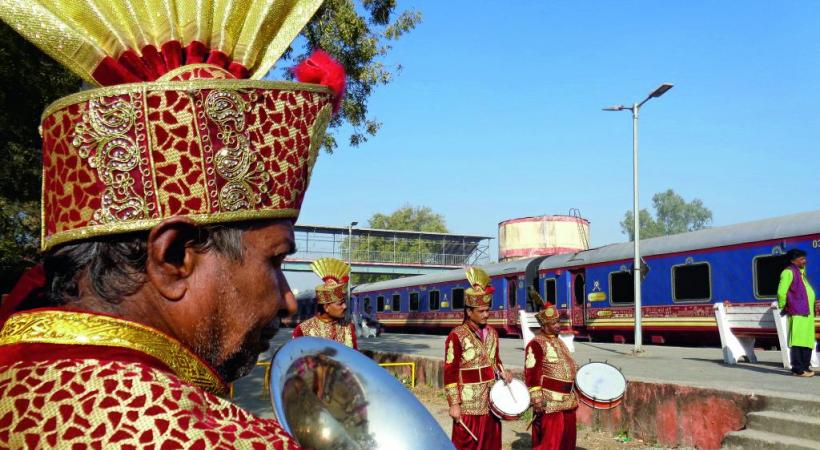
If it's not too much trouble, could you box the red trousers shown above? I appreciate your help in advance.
[452,413,501,450]
[532,409,577,450]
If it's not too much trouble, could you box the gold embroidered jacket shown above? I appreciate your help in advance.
[443,321,504,416]
[524,333,578,414]
[0,309,299,449]
[291,316,358,349]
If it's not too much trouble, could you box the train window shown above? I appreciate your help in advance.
[507,277,517,306]
[376,296,385,312]
[754,255,791,298]
[545,279,557,305]
[392,294,401,312]
[409,293,420,311]
[429,290,440,311]
[673,263,712,302]
[364,298,372,313]
[609,271,634,304]
[452,288,465,309]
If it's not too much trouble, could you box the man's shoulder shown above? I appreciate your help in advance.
[0,358,300,449]
[448,323,469,339]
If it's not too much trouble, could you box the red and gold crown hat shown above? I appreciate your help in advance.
[0,0,344,251]
[311,258,350,304]
[528,288,559,327]
[464,267,494,308]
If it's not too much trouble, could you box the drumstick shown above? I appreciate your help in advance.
[458,419,479,442]
[496,369,517,402]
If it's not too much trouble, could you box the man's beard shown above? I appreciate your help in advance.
[193,318,280,383]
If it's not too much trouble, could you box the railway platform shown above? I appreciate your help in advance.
[232,331,820,449]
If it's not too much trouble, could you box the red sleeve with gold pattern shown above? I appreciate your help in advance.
[443,331,462,407]
[493,328,505,373]
[524,339,545,411]
[292,324,303,339]
[349,323,358,350]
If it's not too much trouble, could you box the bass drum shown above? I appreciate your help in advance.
[489,378,530,420]
[574,361,627,409]
[270,337,454,450]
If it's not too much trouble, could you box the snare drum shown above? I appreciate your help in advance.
[574,362,627,410]
[489,378,530,420]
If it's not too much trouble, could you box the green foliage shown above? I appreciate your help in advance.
[289,0,422,151]
[346,205,448,285]
[0,23,82,292]
[620,189,713,241]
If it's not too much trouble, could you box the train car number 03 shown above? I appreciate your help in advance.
[813,240,820,248]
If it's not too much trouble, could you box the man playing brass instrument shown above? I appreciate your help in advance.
[0,0,345,447]
[444,267,512,450]
[292,257,358,349]
[524,299,578,450]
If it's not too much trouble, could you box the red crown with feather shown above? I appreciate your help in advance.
[0,0,345,251]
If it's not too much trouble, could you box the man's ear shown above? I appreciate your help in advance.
[145,217,201,301]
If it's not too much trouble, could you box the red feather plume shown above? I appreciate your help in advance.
[293,50,346,113]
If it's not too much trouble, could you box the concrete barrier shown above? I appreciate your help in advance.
[363,350,768,450]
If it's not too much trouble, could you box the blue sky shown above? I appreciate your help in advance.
[288,1,819,289]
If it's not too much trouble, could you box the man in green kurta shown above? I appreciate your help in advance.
[777,249,817,377]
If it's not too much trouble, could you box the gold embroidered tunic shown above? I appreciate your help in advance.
[291,316,357,349]
[0,309,300,449]
[524,333,578,414]
[443,321,504,416]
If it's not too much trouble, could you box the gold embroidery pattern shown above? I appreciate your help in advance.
[0,359,297,449]
[295,317,355,349]
[525,347,536,368]
[0,310,225,395]
[450,324,500,416]
[71,95,148,225]
[205,90,269,211]
[446,341,455,364]
[40,80,333,251]
[532,334,578,414]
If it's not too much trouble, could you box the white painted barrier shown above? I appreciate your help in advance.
[770,302,819,370]
[713,303,774,364]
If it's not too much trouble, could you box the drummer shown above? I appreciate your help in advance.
[444,267,512,450]
[524,295,578,450]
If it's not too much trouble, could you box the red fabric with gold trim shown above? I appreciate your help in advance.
[0,340,300,449]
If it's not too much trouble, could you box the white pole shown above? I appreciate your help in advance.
[632,103,643,353]
[348,225,354,314]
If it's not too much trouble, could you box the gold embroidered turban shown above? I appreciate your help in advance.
[311,258,350,304]
[0,0,342,250]
[464,267,494,308]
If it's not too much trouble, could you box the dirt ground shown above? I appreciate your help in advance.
[411,386,672,450]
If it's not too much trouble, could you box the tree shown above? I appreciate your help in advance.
[0,22,82,292]
[620,189,713,241]
[287,0,422,151]
[346,205,449,284]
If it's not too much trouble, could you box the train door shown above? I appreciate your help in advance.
[505,276,520,331]
[571,270,586,327]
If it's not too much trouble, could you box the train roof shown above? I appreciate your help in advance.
[538,209,820,270]
[353,256,543,294]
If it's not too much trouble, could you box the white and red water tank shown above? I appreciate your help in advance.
[498,215,590,262]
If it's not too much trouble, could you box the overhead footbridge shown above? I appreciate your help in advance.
[284,225,493,275]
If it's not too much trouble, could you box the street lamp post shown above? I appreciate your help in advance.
[603,83,673,353]
[348,221,358,320]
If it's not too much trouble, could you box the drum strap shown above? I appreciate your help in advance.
[459,365,495,384]
[540,376,574,394]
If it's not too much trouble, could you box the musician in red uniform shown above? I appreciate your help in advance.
[524,299,578,450]
[292,258,358,349]
[0,1,345,447]
[444,267,512,450]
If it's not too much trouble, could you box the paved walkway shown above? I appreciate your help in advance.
[231,330,820,419]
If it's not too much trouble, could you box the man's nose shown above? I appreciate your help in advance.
[277,272,298,317]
